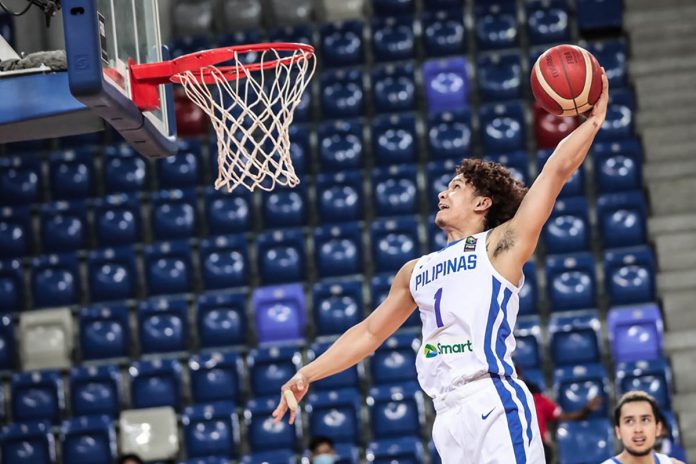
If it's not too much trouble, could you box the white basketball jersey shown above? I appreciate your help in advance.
[601,452,672,464]
[410,230,524,399]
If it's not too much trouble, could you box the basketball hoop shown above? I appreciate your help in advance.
[129,43,316,192]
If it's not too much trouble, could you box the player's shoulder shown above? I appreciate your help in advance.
[655,452,677,463]
[599,458,618,464]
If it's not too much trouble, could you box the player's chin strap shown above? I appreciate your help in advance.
[0,0,61,27]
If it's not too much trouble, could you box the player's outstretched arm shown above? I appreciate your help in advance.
[272,259,418,424]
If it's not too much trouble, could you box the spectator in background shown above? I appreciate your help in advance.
[309,435,337,464]
[118,454,145,464]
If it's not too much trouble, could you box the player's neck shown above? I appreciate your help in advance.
[445,224,485,243]
[615,450,656,464]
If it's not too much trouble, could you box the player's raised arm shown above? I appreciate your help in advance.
[272,259,419,424]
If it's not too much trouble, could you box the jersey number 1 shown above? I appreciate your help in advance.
[434,287,444,327]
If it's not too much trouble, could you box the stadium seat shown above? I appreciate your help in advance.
[0,259,24,313]
[138,297,189,354]
[476,51,523,102]
[30,253,81,308]
[252,284,306,344]
[545,252,597,311]
[320,20,364,67]
[372,165,419,217]
[371,217,421,273]
[182,457,231,464]
[220,0,262,31]
[519,261,539,316]
[87,247,138,302]
[314,224,363,278]
[371,15,415,62]
[48,149,96,200]
[548,310,602,366]
[371,113,418,165]
[248,344,302,398]
[479,101,526,154]
[513,316,542,369]
[427,110,472,160]
[542,197,591,254]
[426,214,447,252]
[151,189,198,240]
[189,351,243,405]
[584,39,628,88]
[553,364,609,419]
[102,144,149,193]
[0,315,16,370]
[522,368,547,392]
[92,193,143,246]
[143,241,194,296]
[244,397,300,452]
[616,358,672,411]
[257,229,307,284]
[607,304,663,363]
[474,1,519,50]
[557,419,614,464]
[596,92,635,143]
[525,0,571,45]
[0,422,56,464]
[316,172,364,224]
[79,303,130,360]
[156,141,201,189]
[368,383,424,439]
[604,246,656,305]
[371,333,419,385]
[11,370,64,424]
[204,187,253,235]
[241,450,297,464]
[317,120,365,172]
[371,272,394,307]
[61,415,116,464]
[40,201,87,253]
[182,402,240,458]
[373,0,414,15]
[320,68,365,119]
[576,0,623,33]
[172,0,214,36]
[307,339,363,391]
[18,308,73,370]
[597,191,648,249]
[367,436,425,463]
[269,23,314,46]
[307,387,362,445]
[422,57,469,113]
[174,87,208,138]
[313,278,364,336]
[422,7,466,57]
[69,364,122,418]
[129,359,183,410]
[0,156,42,205]
[196,291,247,349]
[119,407,179,461]
[592,139,643,193]
[534,103,581,150]
[426,159,458,211]
[262,185,309,228]
[485,151,530,185]
[0,206,32,258]
[169,35,212,60]
[268,0,313,25]
[371,63,417,114]
[200,235,249,290]
[429,440,442,464]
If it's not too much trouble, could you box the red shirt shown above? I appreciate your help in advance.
[533,392,561,443]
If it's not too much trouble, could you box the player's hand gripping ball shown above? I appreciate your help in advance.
[531,44,603,117]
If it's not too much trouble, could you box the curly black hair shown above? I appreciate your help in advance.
[455,158,528,230]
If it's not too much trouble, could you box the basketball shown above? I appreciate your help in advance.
[530,44,603,117]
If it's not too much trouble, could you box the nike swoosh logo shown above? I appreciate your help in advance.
[481,407,495,420]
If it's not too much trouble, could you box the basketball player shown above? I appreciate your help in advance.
[602,391,685,464]
[273,72,609,463]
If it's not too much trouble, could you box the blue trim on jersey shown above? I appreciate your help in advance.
[484,277,502,373]
[492,375,527,464]
[611,458,621,464]
[439,238,464,252]
[507,377,534,446]
[495,287,514,376]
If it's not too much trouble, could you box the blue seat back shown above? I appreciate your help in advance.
[553,364,609,419]
[143,241,194,296]
[371,333,419,385]
[427,111,472,160]
[0,422,56,464]
[79,303,130,360]
[317,120,364,172]
[307,388,362,444]
[557,419,613,464]
[61,416,116,464]
[150,189,198,240]
[189,352,243,404]
[597,191,647,249]
[371,217,421,273]
[513,316,541,368]
[525,0,571,45]
[247,345,302,398]
[92,193,143,246]
[11,370,64,424]
[69,365,121,418]
[87,247,138,302]
[477,51,522,102]
[200,235,249,290]
[245,398,299,452]
[204,187,252,234]
[474,1,519,50]
[102,144,149,193]
[371,15,416,62]
[479,101,525,154]
[608,304,663,363]
[368,383,424,439]
[156,141,201,189]
[0,156,42,205]
[252,283,306,343]
[196,291,247,349]
[182,402,239,458]
[314,224,363,278]
[422,8,466,57]
[256,229,307,285]
[604,246,655,305]
[138,297,189,354]
[0,206,32,258]
[371,63,416,114]
[129,359,183,410]
[422,57,469,114]
[616,359,672,410]
[549,310,602,366]
[367,437,424,464]
[316,171,364,223]
[31,253,81,308]
[0,314,17,370]
[320,20,365,67]
[372,165,419,217]
[49,149,96,200]
[313,278,364,336]
[371,113,418,165]
[320,68,365,119]
[545,253,597,311]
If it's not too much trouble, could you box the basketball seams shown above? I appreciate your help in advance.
[533,58,575,110]
[572,45,594,110]
[555,47,580,115]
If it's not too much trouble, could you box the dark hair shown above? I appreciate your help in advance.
[455,158,528,229]
[118,454,145,464]
[309,435,334,453]
[614,391,663,426]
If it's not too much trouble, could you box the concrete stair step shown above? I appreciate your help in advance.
[631,35,696,59]
[649,213,696,237]
[669,351,696,394]
[642,124,696,161]
[654,233,696,272]
[662,290,696,331]
[643,160,696,181]
[679,410,696,448]
[637,106,696,130]
[635,74,696,110]
[625,4,696,28]
[657,269,696,293]
[647,178,696,216]
[630,54,696,77]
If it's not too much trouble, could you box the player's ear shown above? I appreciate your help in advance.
[474,196,492,212]
[614,425,621,440]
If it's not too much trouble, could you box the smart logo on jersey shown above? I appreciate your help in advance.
[423,341,473,358]
[424,344,438,358]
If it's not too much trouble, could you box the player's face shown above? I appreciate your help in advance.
[435,175,487,229]
[615,401,662,457]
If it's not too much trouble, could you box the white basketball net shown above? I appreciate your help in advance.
[175,48,316,192]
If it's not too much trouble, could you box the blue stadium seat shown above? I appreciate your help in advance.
[371,113,418,165]
[576,0,623,33]
[314,224,363,278]
[102,144,149,193]
[371,333,419,385]
[262,185,308,228]
[204,187,253,235]
[553,364,609,419]
[11,370,64,424]
[519,261,538,316]
[87,247,138,302]
[512,316,542,369]
[268,24,314,46]
[40,201,88,253]
[241,450,296,464]
[371,217,420,273]
[0,422,56,464]
[476,51,523,102]
[474,1,519,50]
[61,415,116,463]
[189,351,243,405]
[331,444,360,464]
[616,358,672,411]
[138,296,189,354]
[371,63,416,114]
[597,191,648,249]
[585,39,628,88]
[307,339,362,391]
[317,120,364,172]
[196,291,247,349]
[545,253,597,311]
[596,91,635,142]
[422,7,466,57]
[156,141,201,189]
[79,303,130,360]
[92,193,143,247]
[183,402,240,458]
[607,304,663,363]
[129,358,183,410]
[200,235,249,290]
[373,0,414,15]
[368,383,424,439]
[426,160,458,211]
[143,241,194,296]
[485,150,530,185]
[549,310,602,366]
[371,272,395,307]
[317,172,365,223]
[426,214,447,252]
[0,315,16,370]
[525,0,571,45]
[307,388,361,445]
[522,368,547,392]
[170,36,214,58]
[371,15,416,62]
[427,110,472,160]
[0,206,32,258]
[252,283,306,343]
[320,20,365,67]
[245,397,300,453]
[372,165,419,217]
[367,437,424,464]
[604,246,656,305]
[182,455,233,464]
[479,101,526,154]
[313,278,364,337]
[248,344,303,398]
[557,419,613,464]
[429,440,442,464]
[48,149,96,200]
[31,253,81,308]
[151,189,198,240]
[320,69,365,119]
[0,156,42,205]
[69,364,121,418]
[257,229,306,285]
[542,197,591,254]
[592,139,643,193]
[422,57,469,114]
